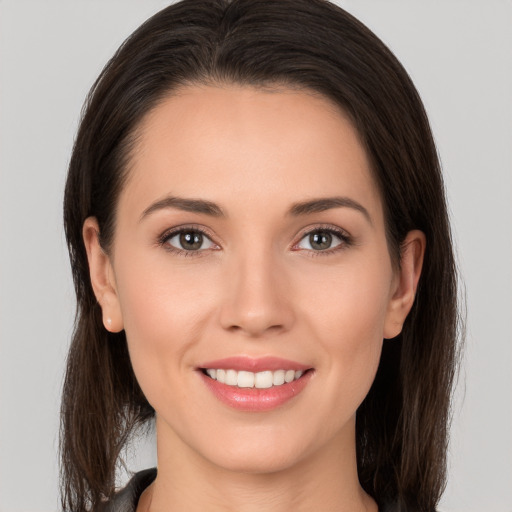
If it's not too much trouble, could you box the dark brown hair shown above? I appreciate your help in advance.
[61,1,460,511]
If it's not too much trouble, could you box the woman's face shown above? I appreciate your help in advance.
[88,85,415,474]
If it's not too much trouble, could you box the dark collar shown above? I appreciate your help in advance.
[97,468,157,512]
[97,468,421,512]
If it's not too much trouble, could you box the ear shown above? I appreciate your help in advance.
[82,217,124,333]
[383,230,426,339]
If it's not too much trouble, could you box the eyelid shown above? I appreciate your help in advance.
[156,223,352,255]
[157,224,220,254]
[291,224,352,252]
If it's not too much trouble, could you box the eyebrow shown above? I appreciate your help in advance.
[140,196,225,221]
[288,197,372,224]
[140,194,371,224]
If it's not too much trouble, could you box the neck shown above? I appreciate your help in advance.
[144,416,377,512]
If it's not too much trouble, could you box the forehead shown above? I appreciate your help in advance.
[122,84,382,221]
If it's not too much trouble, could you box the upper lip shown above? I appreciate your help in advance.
[198,356,311,372]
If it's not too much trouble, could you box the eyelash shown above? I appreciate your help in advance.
[292,225,353,256]
[157,225,218,257]
[157,224,353,257]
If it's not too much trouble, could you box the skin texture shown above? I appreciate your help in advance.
[83,85,425,512]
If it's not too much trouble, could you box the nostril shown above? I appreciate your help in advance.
[218,281,295,336]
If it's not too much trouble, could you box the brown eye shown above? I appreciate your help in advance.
[180,231,203,250]
[165,230,215,252]
[297,229,345,251]
[309,231,333,250]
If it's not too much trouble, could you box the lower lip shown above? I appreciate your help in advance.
[200,370,313,412]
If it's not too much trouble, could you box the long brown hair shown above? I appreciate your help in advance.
[61,1,461,510]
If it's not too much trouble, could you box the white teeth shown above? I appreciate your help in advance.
[225,369,238,385]
[285,370,295,383]
[205,368,306,388]
[273,369,285,386]
[254,371,273,389]
[237,371,255,388]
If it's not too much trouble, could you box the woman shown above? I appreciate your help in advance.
[61,0,460,511]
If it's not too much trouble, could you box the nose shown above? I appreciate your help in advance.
[218,250,295,337]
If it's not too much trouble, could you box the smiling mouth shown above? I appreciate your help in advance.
[201,368,310,389]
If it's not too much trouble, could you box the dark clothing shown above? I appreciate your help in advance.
[97,468,420,512]
[97,468,157,512]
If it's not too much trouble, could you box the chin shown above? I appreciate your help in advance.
[200,432,314,475]
[210,451,301,475]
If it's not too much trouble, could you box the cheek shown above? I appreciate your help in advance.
[297,256,392,396]
[113,255,219,397]
[299,252,392,332]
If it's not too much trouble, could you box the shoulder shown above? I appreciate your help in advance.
[96,468,157,512]
[94,472,434,512]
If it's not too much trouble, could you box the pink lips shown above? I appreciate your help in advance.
[198,356,313,412]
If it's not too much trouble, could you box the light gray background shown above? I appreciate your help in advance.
[1,1,511,511]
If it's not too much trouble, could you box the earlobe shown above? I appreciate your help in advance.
[383,230,426,339]
[82,217,124,333]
